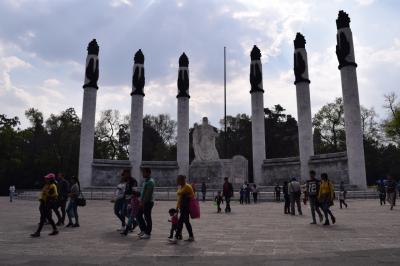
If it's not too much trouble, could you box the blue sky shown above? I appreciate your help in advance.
[0,0,399,128]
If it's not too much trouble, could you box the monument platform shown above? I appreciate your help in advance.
[1,198,400,265]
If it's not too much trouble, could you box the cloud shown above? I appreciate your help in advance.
[0,0,398,130]
[110,0,133,8]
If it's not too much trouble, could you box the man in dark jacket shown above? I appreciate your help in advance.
[305,170,323,224]
[222,177,234,213]
[56,173,70,225]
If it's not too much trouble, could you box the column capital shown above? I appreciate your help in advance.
[336,11,358,69]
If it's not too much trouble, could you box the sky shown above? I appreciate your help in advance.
[0,0,399,129]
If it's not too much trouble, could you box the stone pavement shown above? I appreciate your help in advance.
[0,197,400,265]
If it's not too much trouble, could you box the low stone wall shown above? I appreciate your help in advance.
[91,159,178,187]
[189,155,248,186]
[260,152,348,185]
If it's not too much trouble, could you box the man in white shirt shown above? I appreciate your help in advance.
[288,178,302,215]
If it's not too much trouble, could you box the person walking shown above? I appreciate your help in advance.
[56,173,70,226]
[121,191,140,236]
[223,177,234,212]
[377,179,386,205]
[318,173,336,226]
[386,174,397,211]
[339,181,348,209]
[113,175,127,231]
[244,183,251,204]
[201,182,207,202]
[137,167,155,239]
[214,191,224,213]
[65,177,80,228]
[122,169,137,231]
[283,181,290,214]
[305,171,323,224]
[239,186,245,204]
[170,175,195,243]
[9,185,15,202]
[289,178,302,215]
[252,184,259,203]
[274,184,281,202]
[30,173,59,237]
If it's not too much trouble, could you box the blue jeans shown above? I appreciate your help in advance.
[114,198,126,227]
[67,200,79,224]
[137,201,154,235]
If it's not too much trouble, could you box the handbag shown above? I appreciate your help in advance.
[76,182,86,207]
[76,192,86,207]
[189,197,200,219]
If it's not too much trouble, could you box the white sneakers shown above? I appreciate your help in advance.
[139,234,151,239]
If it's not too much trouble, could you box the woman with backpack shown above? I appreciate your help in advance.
[65,177,80,228]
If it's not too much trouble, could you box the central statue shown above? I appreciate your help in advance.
[193,117,219,161]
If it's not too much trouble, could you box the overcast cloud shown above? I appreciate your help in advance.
[0,0,399,128]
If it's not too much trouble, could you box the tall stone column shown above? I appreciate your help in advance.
[177,53,190,176]
[78,39,99,188]
[129,49,145,179]
[336,11,367,189]
[249,45,266,185]
[293,33,314,182]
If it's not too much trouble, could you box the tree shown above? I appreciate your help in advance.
[45,108,81,178]
[382,92,400,145]
[143,114,177,145]
[264,105,299,158]
[313,97,345,153]
[95,110,121,160]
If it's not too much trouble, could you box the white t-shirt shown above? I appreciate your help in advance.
[9,186,15,193]
[115,183,126,200]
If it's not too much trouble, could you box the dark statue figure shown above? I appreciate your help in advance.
[294,52,309,84]
[131,49,145,96]
[83,39,99,89]
[250,45,264,93]
[177,52,190,98]
[336,10,351,29]
[293,32,305,49]
[336,11,357,69]
[293,33,310,84]
[336,32,357,69]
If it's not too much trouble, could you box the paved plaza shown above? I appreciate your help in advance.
[1,197,400,265]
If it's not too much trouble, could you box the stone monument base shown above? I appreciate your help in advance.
[188,155,248,187]
[91,159,178,187]
[261,152,349,185]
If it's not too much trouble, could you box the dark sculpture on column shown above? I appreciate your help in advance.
[131,49,145,96]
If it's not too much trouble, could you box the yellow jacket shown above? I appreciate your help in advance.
[39,183,58,202]
[176,183,195,209]
[318,180,334,201]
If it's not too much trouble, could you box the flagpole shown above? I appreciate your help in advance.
[224,46,227,158]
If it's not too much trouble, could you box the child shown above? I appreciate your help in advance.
[239,187,244,204]
[121,191,140,236]
[214,191,224,213]
[339,182,348,209]
[168,208,178,239]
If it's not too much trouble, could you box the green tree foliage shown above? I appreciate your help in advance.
[313,97,346,153]
[383,93,400,145]
[313,97,400,184]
